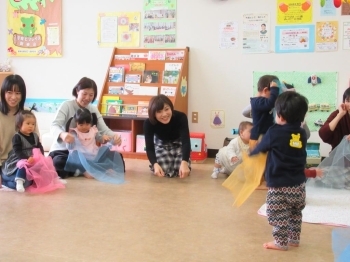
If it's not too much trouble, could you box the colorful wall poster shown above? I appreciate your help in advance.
[6,0,62,57]
[97,12,140,47]
[242,13,270,54]
[277,0,313,24]
[253,71,337,132]
[210,110,225,128]
[341,1,350,15]
[275,25,315,53]
[343,22,350,49]
[143,0,177,48]
[219,21,238,49]
[320,0,336,16]
[315,21,338,52]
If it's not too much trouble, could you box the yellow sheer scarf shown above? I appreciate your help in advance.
[222,152,267,207]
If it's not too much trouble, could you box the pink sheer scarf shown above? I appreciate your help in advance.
[17,148,65,193]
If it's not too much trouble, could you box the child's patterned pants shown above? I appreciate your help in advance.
[266,183,306,249]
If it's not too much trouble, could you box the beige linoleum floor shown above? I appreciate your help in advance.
[0,158,334,262]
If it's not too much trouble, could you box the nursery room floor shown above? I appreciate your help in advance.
[0,158,334,262]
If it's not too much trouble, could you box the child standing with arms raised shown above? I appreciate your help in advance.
[211,121,252,178]
[250,75,279,150]
[250,92,309,251]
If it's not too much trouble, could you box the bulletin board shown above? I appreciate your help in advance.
[253,71,338,132]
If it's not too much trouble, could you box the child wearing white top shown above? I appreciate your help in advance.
[211,121,253,179]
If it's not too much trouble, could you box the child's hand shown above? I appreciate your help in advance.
[61,132,75,144]
[27,157,34,164]
[101,135,111,144]
[270,81,278,87]
[230,156,239,164]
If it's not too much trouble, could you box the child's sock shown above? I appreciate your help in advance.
[15,179,25,193]
[211,167,220,179]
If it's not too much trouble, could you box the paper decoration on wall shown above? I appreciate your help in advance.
[334,0,342,8]
[6,0,62,57]
[210,110,225,128]
[97,12,140,47]
[308,75,322,85]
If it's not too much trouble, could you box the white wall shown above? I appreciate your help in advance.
[3,0,348,156]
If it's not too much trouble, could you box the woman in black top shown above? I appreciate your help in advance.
[143,95,191,178]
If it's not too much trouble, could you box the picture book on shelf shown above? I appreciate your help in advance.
[143,70,159,83]
[101,95,119,115]
[160,86,176,97]
[165,50,185,60]
[108,85,124,95]
[125,74,142,84]
[130,53,148,60]
[109,67,124,82]
[148,50,166,60]
[162,70,180,84]
[164,62,182,71]
[114,54,130,60]
[124,84,158,96]
[137,101,149,117]
[114,63,130,73]
[107,100,123,116]
[129,62,145,71]
[121,104,137,116]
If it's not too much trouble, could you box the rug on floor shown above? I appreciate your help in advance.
[258,186,350,227]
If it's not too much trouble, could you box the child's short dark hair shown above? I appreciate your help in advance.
[275,92,308,124]
[74,108,94,124]
[148,94,174,125]
[257,75,279,92]
[15,110,36,131]
[238,121,253,134]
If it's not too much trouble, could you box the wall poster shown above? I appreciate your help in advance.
[7,0,62,57]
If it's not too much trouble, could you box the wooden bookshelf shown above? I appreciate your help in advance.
[0,72,12,86]
[98,47,189,159]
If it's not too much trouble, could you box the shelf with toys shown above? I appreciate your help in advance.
[98,47,189,159]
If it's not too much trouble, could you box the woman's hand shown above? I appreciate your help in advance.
[153,163,165,177]
[338,103,347,117]
[60,132,75,144]
[113,135,122,146]
[179,161,190,178]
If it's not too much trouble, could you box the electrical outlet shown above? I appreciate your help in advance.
[192,112,198,123]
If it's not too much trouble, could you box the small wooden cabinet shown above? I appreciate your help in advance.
[98,47,189,159]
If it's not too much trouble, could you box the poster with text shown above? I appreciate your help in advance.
[320,0,336,16]
[277,0,312,24]
[143,0,177,48]
[97,12,140,47]
[6,0,62,57]
[343,22,350,50]
[219,21,238,49]
[275,25,315,53]
[242,13,270,54]
[315,21,338,52]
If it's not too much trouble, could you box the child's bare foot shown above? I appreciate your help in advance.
[83,172,94,179]
[263,241,287,251]
[288,243,299,247]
